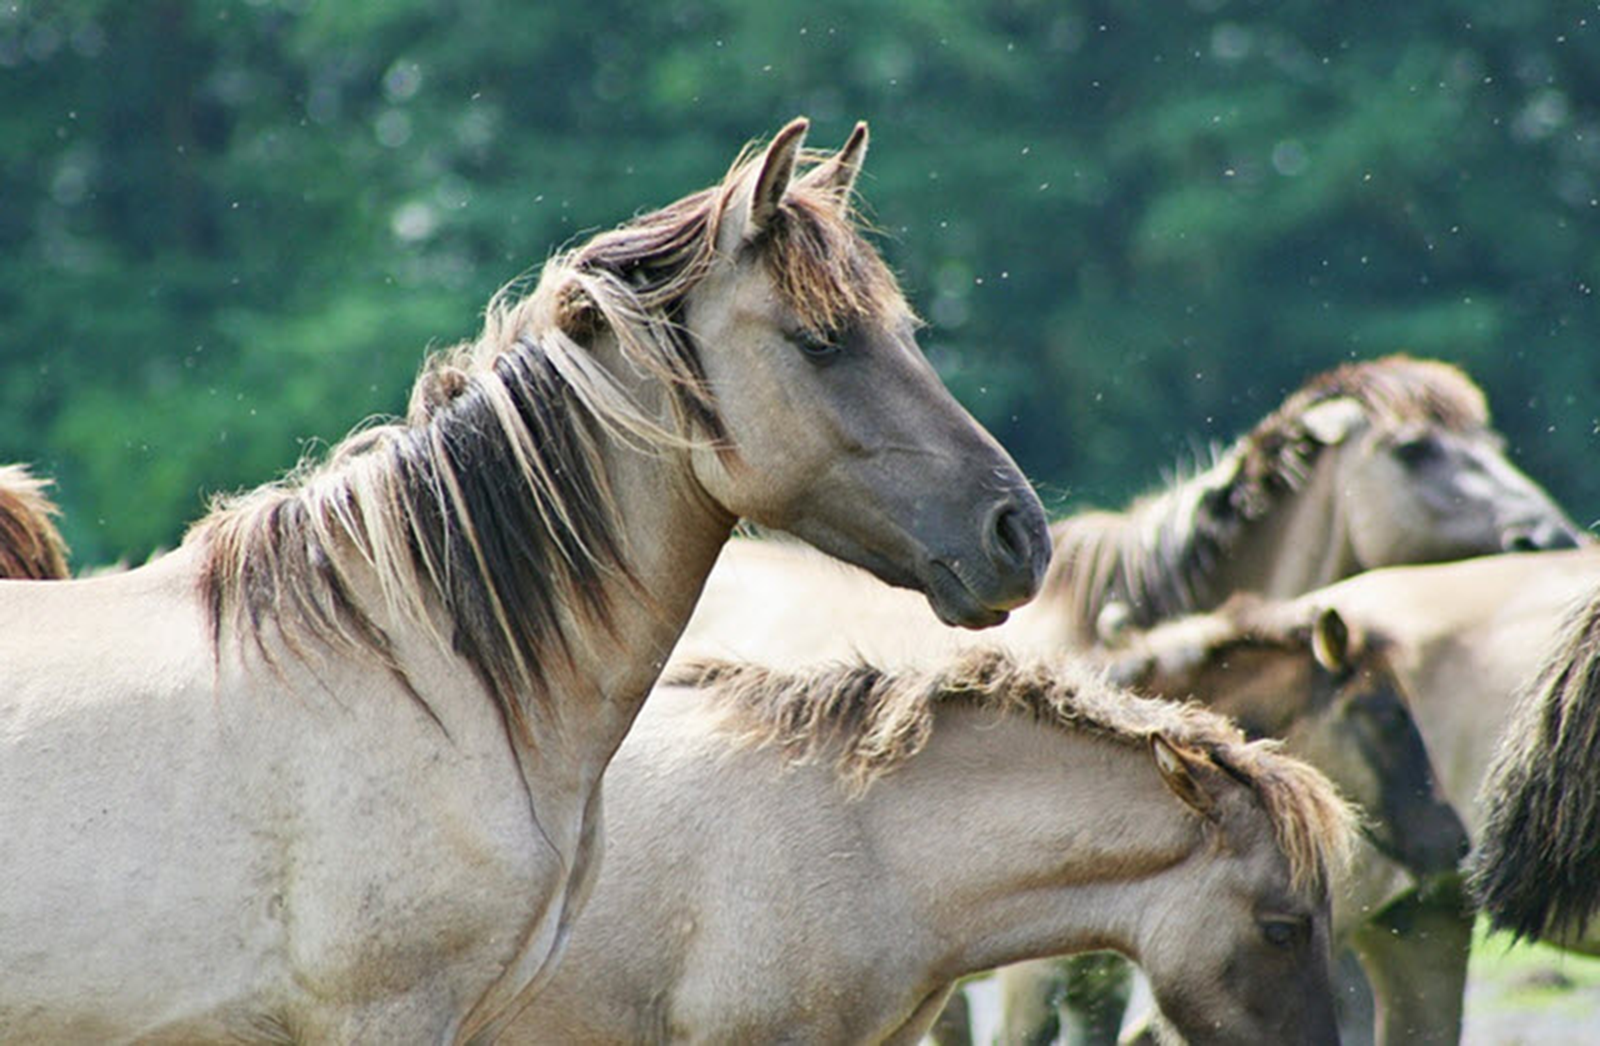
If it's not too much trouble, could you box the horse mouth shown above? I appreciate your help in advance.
[925,561,1010,629]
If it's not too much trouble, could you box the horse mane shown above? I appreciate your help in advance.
[190,137,910,741]
[669,647,1354,893]
[1470,587,1600,942]
[0,464,70,580]
[1043,355,1491,643]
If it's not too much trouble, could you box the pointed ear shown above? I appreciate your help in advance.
[1299,397,1365,445]
[1310,607,1351,676]
[1152,735,1218,820]
[747,117,809,233]
[798,121,869,211]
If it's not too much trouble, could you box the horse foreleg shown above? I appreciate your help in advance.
[1346,880,1472,1046]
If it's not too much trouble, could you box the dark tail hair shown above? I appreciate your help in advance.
[1469,588,1600,942]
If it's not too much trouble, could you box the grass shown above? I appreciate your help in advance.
[1465,919,1600,1045]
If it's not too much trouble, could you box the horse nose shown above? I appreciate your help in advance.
[982,495,1051,598]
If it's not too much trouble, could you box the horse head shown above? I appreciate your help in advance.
[1133,734,1346,1046]
[659,119,1052,626]
[1294,357,1587,565]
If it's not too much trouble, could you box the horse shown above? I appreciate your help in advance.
[508,648,1355,1046]
[0,463,69,579]
[1468,568,1600,949]
[998,598,1469,1046]
[1040,354,1585,648]
[0,119,1053,1044]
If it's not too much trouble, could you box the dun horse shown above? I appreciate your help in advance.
[1025,599,1470,1046]
[512,649,1354,1046]
[1043,354,1583,647]
[0,463,69,579]
[0,120,1051,1043]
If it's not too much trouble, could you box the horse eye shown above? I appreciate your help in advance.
[1392,435,1440,467]
[792,329,842,364]
[1259,916,1305,949]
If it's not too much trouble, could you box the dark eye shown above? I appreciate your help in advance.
[792,329,841,364]
[1392,435,1441,467]
[1259,916,1307,949]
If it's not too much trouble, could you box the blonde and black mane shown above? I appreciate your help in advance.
[191,138,909,741]
[1044,355,1489,642]
[0,464,70,580]
[669,647,1354,893]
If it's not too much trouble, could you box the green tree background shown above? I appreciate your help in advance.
[3,0,1598,564]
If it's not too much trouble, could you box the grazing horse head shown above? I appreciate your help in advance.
[1134,733,1347,1046]
[1048,354,1584,645]
[0,464,69,580]
[1110,597,1468,884]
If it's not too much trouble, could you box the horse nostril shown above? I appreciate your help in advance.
[1504,526,1580,552]
[986,501,1033,573]
[1505,532,1539,553]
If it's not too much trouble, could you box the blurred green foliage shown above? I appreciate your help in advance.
[3,0,1598,563]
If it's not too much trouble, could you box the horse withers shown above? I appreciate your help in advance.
[513,649,1353,1046]
[0,120,1050,1043]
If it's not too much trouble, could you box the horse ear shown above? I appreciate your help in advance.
[1151,735,1218,820]
[747,117,809,233]
[799,121,869,212]
[1310,607,1350,675]
[1300,397,1366,445]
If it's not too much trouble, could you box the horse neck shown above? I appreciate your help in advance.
[1232,448,1360,597]
[865,708,1202,977]
[522,329,737,759]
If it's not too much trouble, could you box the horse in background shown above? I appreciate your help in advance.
[1011,598,1470,1046]
[0,463,69,579]
[0,119,1051,1043]
[1045,354,1585,648]
[512,649,1354,1046]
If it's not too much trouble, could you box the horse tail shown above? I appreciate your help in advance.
[1469,586,1600,942]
